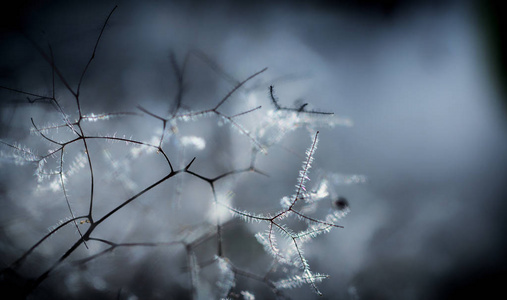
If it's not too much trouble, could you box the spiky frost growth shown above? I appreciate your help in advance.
[289,131,319,208]
[229,208,270,224]
[252,85,352,155]
[0,141,40,165]
[0,6,356,299]
[227,132,345,295]
[273,272,329,291]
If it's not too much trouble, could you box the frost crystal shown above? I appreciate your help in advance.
[240,291,255,300]
[181,136,206,150]
[217,257,235,299]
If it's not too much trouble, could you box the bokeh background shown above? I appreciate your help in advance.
[1,0,506,299]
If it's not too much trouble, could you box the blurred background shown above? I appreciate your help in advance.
[1,0,506,299]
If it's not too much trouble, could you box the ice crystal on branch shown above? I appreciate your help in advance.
[228,132,345,295]
[0,5,356,299]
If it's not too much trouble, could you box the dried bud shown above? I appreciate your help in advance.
[333,197,349,210]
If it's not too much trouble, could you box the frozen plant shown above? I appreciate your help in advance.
[0,5,361,300]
